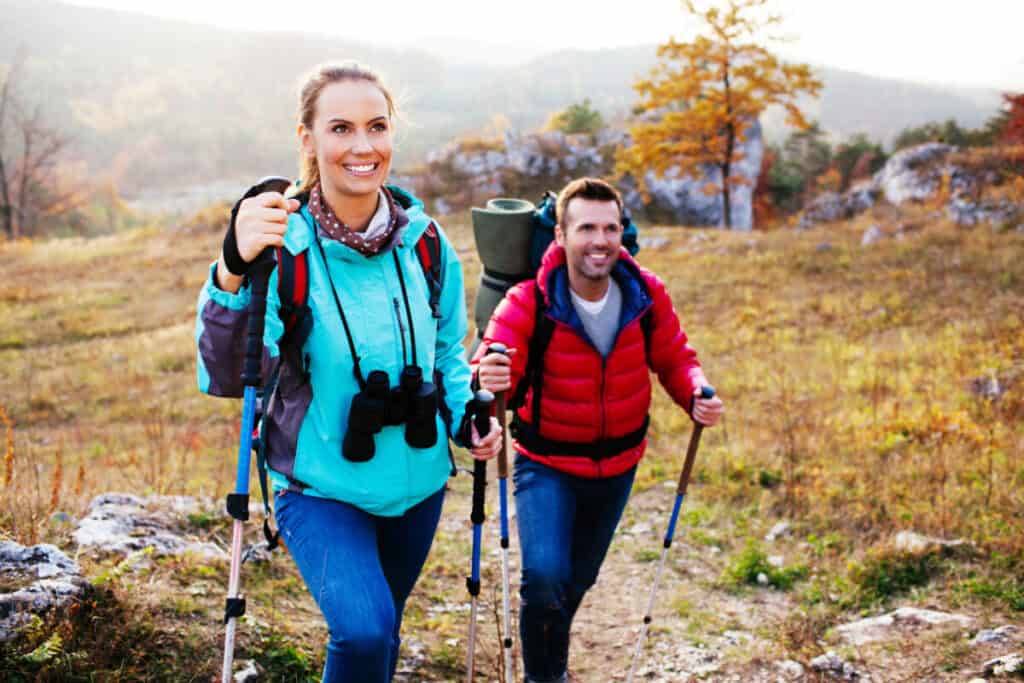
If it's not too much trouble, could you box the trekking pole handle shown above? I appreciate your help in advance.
[240,176,291,387]
[484,343,509,480]
[470,390,493,525]
[678,385,715,497]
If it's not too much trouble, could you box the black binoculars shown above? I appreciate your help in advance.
[342,366,438,462]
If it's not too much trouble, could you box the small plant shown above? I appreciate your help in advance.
[721,539,808,591]
[847,548,943,607]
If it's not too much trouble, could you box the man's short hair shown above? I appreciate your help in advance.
[555,177,623,226]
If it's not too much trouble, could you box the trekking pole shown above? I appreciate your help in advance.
[626,385,715,683]
[466,389,494,682]
[484,343,514,682]
[221,176,291,683]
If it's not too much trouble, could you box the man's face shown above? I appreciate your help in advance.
[555,197,622,283]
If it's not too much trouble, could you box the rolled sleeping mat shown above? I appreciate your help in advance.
[469,197,537,359]
[471,198,535,280]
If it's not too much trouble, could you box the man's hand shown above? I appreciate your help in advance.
[469,417,502,461]
[693,388,723,427]
[477,347,517,393]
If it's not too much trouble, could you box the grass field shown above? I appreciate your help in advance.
[0,200,1021,680]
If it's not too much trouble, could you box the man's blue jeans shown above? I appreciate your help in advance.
[274,486,445,683]
[513,453,636,683]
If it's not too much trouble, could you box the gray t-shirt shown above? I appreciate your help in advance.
[569,280,623,358]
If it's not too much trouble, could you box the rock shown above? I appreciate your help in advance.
[891,530,973,555]
[810,650,860,679]
[722,630,752,646]
[776,659,805,679]
[861,224,883,246]
[816,241,833,252]
[798,181,880,229]
[836,607,973,646]
[74,493,226,559]
[874,142,954,205]
[233,659,262,682]
[637,236,671,249]
[972,625,1019,646]
[756,572,770,586]
[947,195,1021,227]
[0,541,86,642]
[983,652,1023,675]
[630,119,764,230]
[765,521,792,542]
[768,555,785,568]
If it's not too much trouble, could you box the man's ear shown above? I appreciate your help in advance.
[554,224,565,246]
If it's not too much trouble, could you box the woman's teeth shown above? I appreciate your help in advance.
[345,163,377,175]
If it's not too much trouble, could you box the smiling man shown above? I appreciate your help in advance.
[472,177,724,683]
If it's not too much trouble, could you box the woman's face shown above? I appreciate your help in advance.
[300,79,393,203]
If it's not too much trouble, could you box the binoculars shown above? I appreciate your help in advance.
[343,366,438,462]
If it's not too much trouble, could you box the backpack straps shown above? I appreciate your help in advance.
[415,222,443,319]
[509,283,555,428]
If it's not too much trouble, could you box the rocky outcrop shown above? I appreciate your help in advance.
[0,541,86,642]
[798,142,1023,229]
[624,119,764,231]
[74,493,226,559]
[798,182,880,230]
[415,122,764,229]
[836,607,973,646]
[875,143,954,205]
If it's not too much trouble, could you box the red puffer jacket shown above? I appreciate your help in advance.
[471,243,706,478]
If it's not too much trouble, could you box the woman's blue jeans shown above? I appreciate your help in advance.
[274,486,445,683]
[513,453,636,683]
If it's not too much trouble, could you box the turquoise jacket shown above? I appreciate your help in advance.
[196,187,472,516]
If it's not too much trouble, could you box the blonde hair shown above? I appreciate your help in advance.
[296,62,397,194]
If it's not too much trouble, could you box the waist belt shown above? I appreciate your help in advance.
[510,414,650,461]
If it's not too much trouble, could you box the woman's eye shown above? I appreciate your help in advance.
[332,124,349,134]
[372,123,388,132]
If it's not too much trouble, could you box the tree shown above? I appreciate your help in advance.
[833,133,886,189]
[998,92,1024,145]
[545,99,605,136]
[616,0,821,228]
[0,54,82,239]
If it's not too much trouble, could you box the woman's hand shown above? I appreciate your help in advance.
[217,191,300,293]
[476,347,516,393]
[234,191,301,263]
[469,416,502,461]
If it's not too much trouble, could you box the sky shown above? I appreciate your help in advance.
[66,0,1022,91]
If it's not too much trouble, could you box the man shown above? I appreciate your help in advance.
[472,177,723,683]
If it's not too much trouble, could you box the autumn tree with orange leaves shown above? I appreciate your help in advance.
[617,0,822,229]
[998,93,1024,145]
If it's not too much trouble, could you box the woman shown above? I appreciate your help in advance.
[195,62,500,682]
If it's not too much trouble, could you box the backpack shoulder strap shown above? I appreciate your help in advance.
[275,246,312,346]
[414,222,443,319]
[640,306,654,365]
[510,283,555,427]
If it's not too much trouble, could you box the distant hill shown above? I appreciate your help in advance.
[0,0,1004,195]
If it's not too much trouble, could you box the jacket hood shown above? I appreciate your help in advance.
[535,240,653,335]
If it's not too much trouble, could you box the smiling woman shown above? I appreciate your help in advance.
[193,61,502,682]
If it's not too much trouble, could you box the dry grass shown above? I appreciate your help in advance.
[0,199,1021,679]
